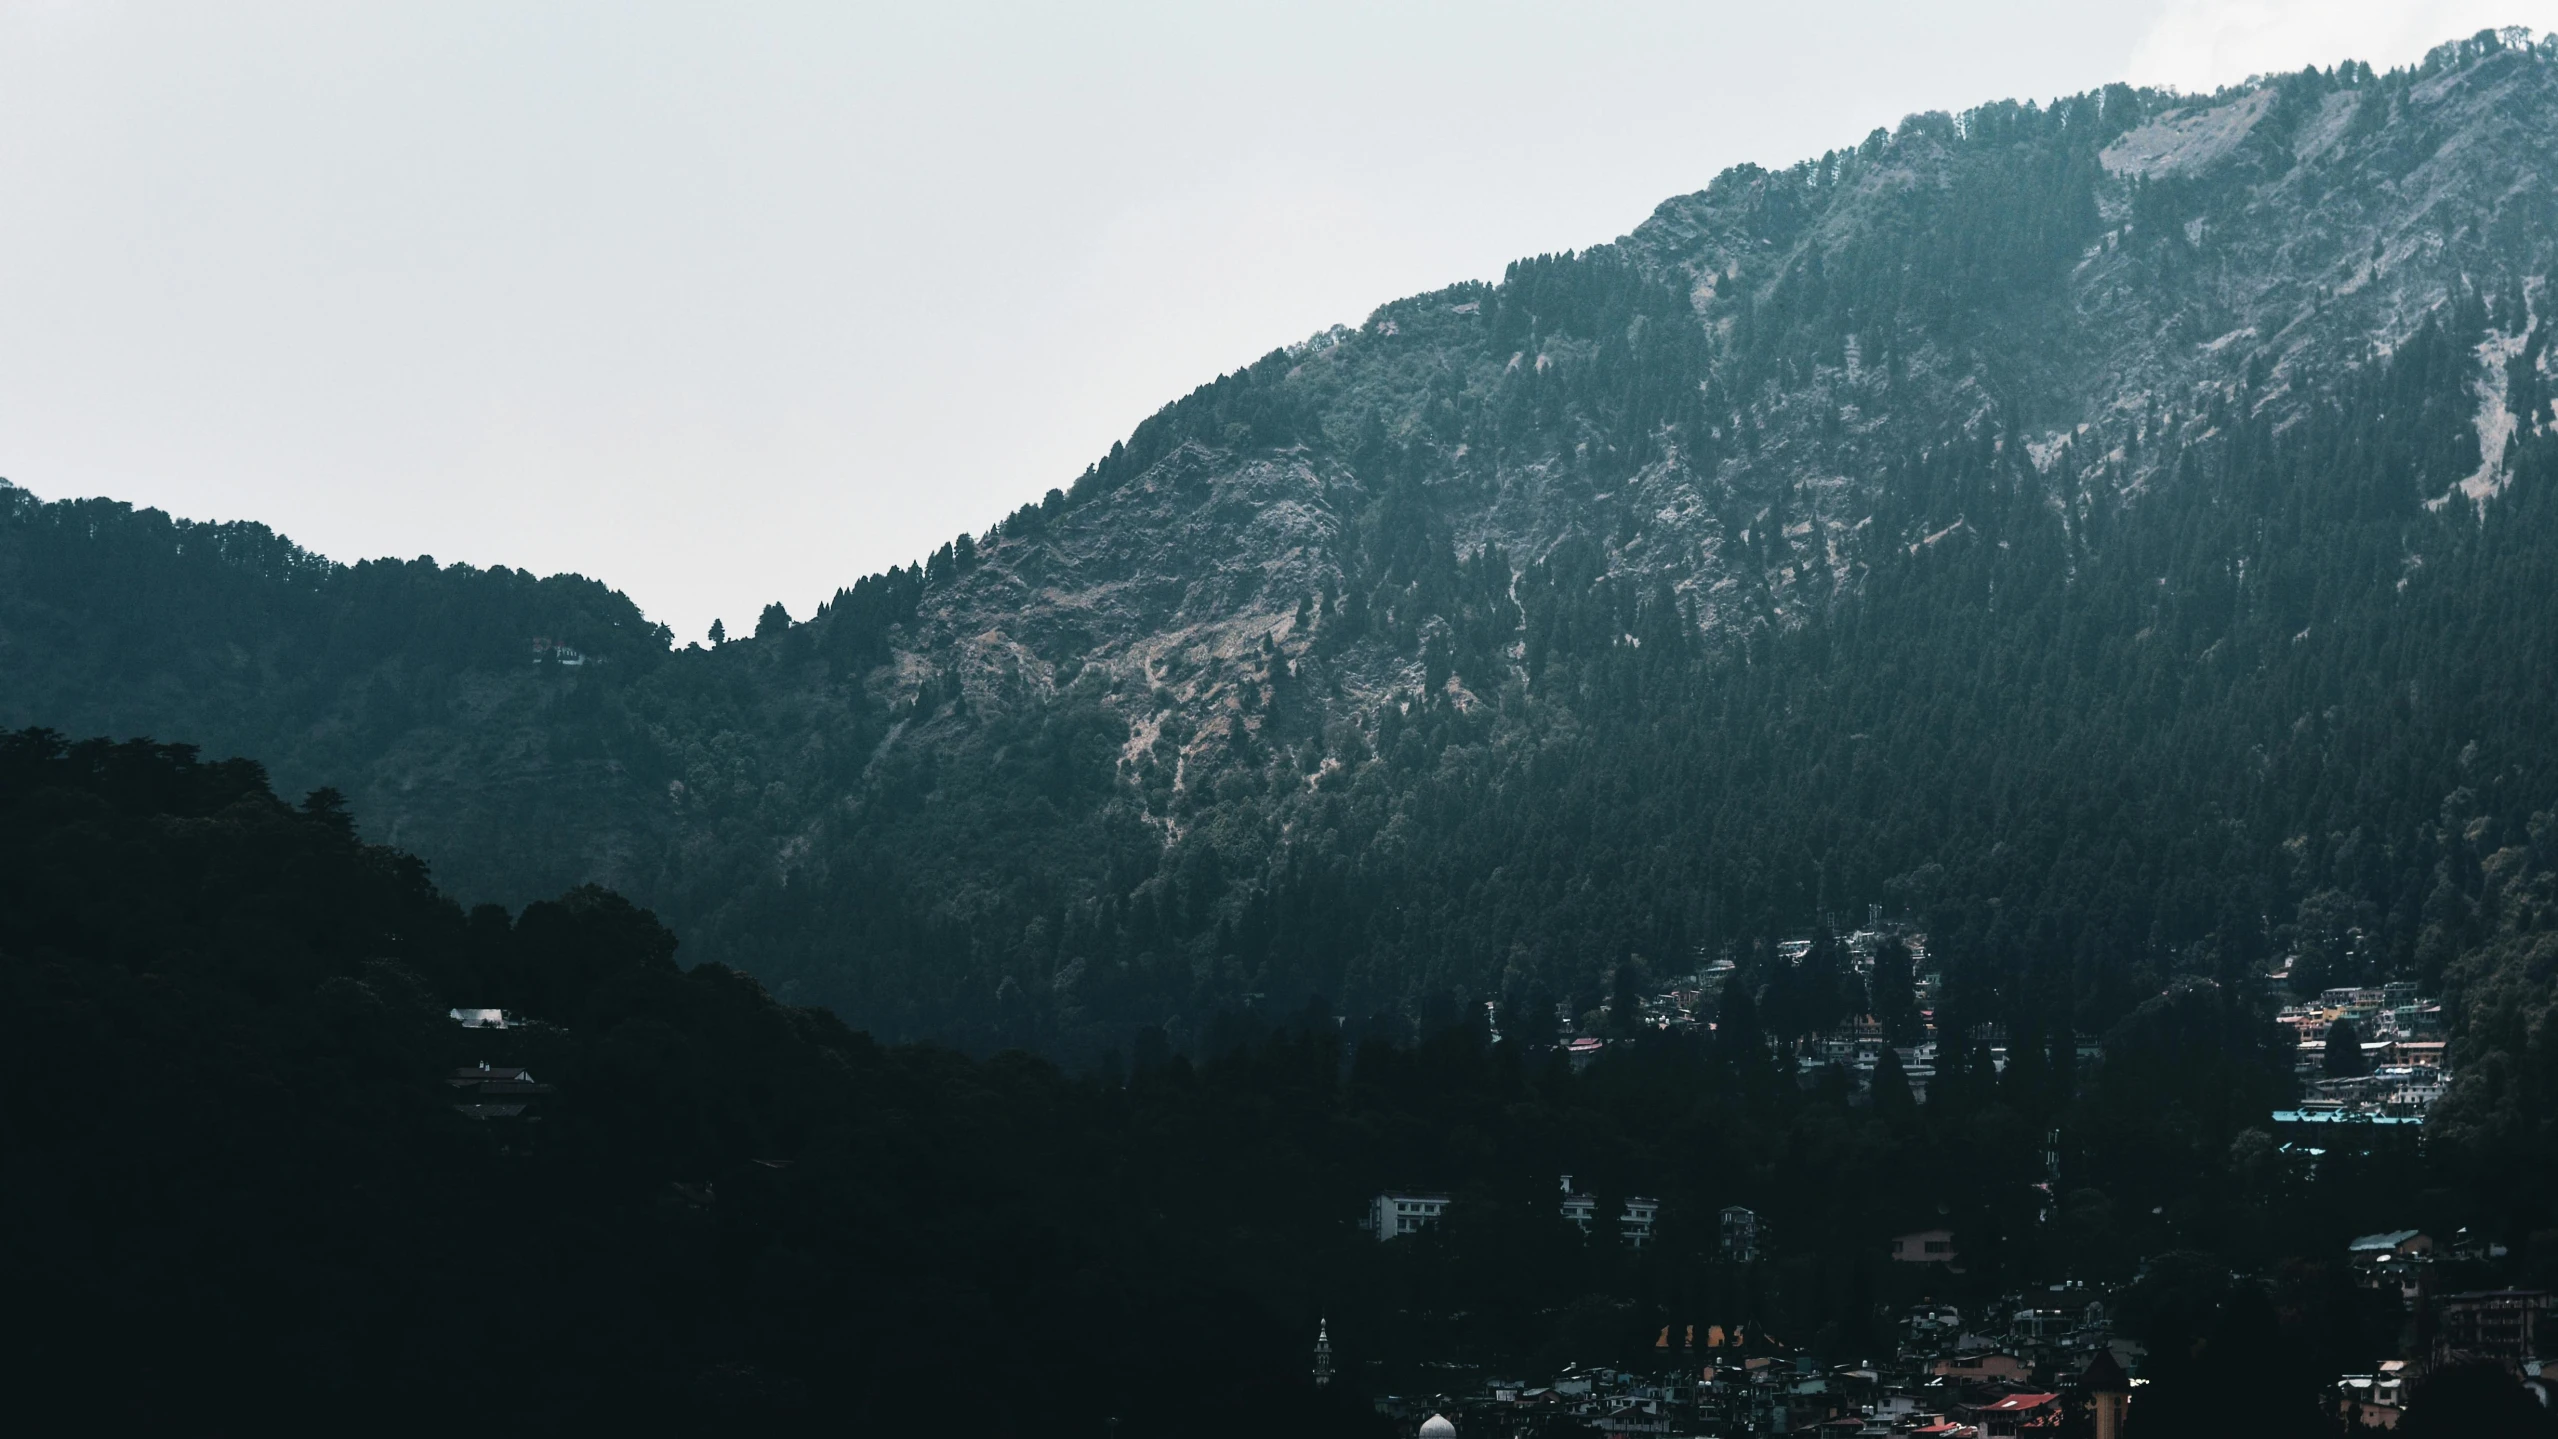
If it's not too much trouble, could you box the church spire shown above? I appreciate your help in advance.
[1312,1318,1333,1387]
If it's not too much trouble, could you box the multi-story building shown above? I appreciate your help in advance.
[1368,1190,1449,1241]
[2436,1289,2554,1368]
[1720,1205,1759,1264]
[1891,1228,1960,1266]
[1559,1175,1658,1246]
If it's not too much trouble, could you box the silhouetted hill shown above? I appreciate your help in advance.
[3,725,2486,1432]
[0,728,1408,1431]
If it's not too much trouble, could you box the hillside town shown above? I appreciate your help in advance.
[1575,926,2455,1121]
[1367,1296,2136,1439]
[1357,1246,2553,1436]
[1342,924,2526,1435]
[441,917,2509,1432]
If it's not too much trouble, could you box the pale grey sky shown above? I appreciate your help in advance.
[1,1,2545,640]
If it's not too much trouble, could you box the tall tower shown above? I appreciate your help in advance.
[2082,1349,2130,1439]
[1312,1318,1333,1388]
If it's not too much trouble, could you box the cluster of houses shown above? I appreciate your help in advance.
[1361,1231,2558,1436]
[2330,1224,2555,1424]
[1363,1231,2558,1435]
[1368,1185,1960,1296]
[2271,982,2451,1122]
[1551,933,2458,1138]
[1357,1189,2158,1435]
[1557,927,1954,1093]
[1357,946,2538,1434]
[1366,1287,2136,1437]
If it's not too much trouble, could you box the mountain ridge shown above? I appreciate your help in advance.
[6,29,2558,1068]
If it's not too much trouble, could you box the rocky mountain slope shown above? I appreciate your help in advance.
[961,31,2552,699]
[7,30,2558,1062]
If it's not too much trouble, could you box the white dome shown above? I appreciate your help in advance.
[1419,1415,1457,1438]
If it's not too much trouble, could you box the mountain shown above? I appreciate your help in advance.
[7,29,2558,1069]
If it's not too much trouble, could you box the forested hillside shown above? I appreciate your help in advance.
[6,30,2558,1099]
[0,728,1388,1430]
[0,728,2494,1430]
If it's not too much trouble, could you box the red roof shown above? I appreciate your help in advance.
[1978,1393,2058,1413]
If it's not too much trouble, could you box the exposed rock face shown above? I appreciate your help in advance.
[909,37,2558,804]
[6,32,2558,1054]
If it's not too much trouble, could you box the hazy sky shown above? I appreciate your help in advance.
[2,1,2547,640]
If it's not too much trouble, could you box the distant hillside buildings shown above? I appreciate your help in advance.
[1366,1176,1664,1247]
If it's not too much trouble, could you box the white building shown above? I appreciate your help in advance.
[1559,1175,1658,1246]
[1370,1191,1450,1240]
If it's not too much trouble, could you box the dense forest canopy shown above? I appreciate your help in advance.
[5,726,2541,1431]
[0,728,1373,1429]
